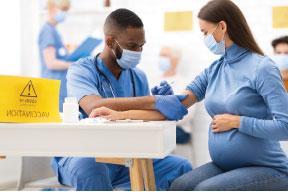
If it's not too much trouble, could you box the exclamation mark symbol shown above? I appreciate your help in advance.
[28,84,31,96]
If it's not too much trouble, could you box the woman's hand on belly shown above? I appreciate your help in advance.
[212,114,240,133]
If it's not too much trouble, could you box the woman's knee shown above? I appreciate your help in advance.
[169,171,196,191]
[169,162,223,191]
[169,177,191,190]
[194,180,221,191]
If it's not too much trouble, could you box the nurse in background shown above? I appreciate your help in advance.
[38,0,72,112]
[271,36,288,90]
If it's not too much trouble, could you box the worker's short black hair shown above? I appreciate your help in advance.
[272,36,288,49]
[104,8,143,35]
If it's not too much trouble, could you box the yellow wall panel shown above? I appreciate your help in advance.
[164,11,193,32]
[273,6,288,28]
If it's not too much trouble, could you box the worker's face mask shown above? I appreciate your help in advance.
[54,10,67,24]
[271,54,288,70]
[113,40,142,69]
[204,24,225,55]
[158,56,171,72]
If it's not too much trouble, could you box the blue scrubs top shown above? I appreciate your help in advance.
[187,43,288,173]
[66,56,150,117]
[38,22,68,112]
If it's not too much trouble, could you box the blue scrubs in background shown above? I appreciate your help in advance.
[51,56,192,190]
[38,23,68,112]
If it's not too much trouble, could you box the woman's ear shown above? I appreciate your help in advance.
[219,21,227,32]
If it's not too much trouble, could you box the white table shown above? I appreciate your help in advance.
[0,121,176,190]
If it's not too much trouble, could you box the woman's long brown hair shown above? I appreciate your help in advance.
[198,0,264,55]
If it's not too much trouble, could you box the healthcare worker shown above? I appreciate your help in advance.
[51,8,192,191]
[92,0,288,190]
[271,36,288,90]
[38,0,72,112]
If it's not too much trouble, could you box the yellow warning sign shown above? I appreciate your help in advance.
[164,11,193,32]
[273,6,288,28]
[20,80,37,97]
[0,75,61,123]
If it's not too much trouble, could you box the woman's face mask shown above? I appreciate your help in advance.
[204,24,225,55]
[158,56,171,72]
[112,40,142,69]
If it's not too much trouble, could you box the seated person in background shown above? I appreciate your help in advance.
[50,8,192,191]
[154,46,191,144]
[271,36,288,90]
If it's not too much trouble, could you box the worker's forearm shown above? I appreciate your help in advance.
[120,110,166,121]
[85,96,156,115]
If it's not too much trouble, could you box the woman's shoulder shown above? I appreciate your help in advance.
[245,53,281,85]
[250,53,278,72]
[236,52,277,74]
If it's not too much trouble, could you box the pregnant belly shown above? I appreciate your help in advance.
[208,128,282,171]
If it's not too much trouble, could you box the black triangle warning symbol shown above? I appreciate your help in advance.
[20,80,37,97]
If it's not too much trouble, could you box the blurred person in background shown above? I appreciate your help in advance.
[153,46,192,144]
[271,36,288,90]
[38,0,72,112]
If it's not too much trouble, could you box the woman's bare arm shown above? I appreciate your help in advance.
[121,110,166,121]
[181,90,198,108]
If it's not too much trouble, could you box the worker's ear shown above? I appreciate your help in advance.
[105,36,115,49]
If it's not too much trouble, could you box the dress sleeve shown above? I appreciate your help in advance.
[186,67,209,102]
[239,57,288,140]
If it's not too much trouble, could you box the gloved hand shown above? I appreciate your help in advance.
[151,81,174,95]
[155,94,188,121]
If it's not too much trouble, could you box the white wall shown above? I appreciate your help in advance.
[0,0,21,75]
[20,0,40,77]
[0,0,22,188]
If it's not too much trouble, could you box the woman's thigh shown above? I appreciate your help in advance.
[169,162,224,191]
[195,166,288,191]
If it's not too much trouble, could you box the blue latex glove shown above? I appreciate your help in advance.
[155,94,188,120]
[151,81,174,95]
